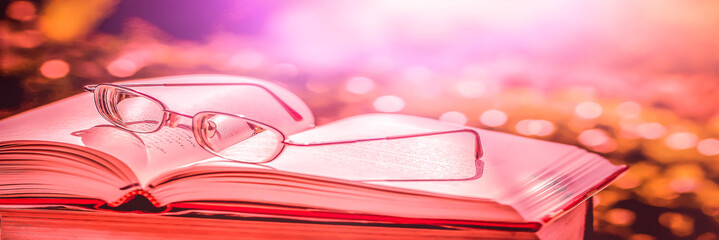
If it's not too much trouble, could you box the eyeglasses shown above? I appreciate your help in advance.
[84,83,483,170]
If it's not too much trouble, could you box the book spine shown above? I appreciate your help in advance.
[108,190,162,208]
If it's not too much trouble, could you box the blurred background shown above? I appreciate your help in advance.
[1,0,719,239]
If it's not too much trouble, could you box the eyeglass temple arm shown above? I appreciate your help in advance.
[283,129,483,159]
[83,83,304,122]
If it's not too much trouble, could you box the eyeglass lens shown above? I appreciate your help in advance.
[193,112,285,163]
[94,85,165,133]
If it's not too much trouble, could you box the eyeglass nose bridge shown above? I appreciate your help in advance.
[164,110,193,128]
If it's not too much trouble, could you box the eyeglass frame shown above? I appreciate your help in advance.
[83,83,483,169]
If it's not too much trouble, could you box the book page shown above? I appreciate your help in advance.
[263,114,626,222]
[0,93,183,184]
[271,116,481,181]
[267,114,493,196]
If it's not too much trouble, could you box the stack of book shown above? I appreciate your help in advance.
[0,75,626,239]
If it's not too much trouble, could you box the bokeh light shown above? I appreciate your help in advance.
[664,132,699,150]
[628,234,655,240]
[39,60,70,79]
[579,129,610,147]
[106,59,139,78]
[658,212,694,237]
[516,119,554,137]
[479,109,508,127]
[9,30,45,48]
[668,177,697,193]
[616,101,642,118]
[456,80,487,98]
[6,1,36,21]
[439,111,467,125]
[373,95,405,113]
[605,208,635,226]
[697,232,718,240]
[578,129,617,153]
[533,120,555,137]
[345,77,375,94]
[697,138,719,156]
[575,101,603,119]
[637,122,667,140]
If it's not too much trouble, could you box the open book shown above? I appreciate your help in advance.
[0,75,626,235]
